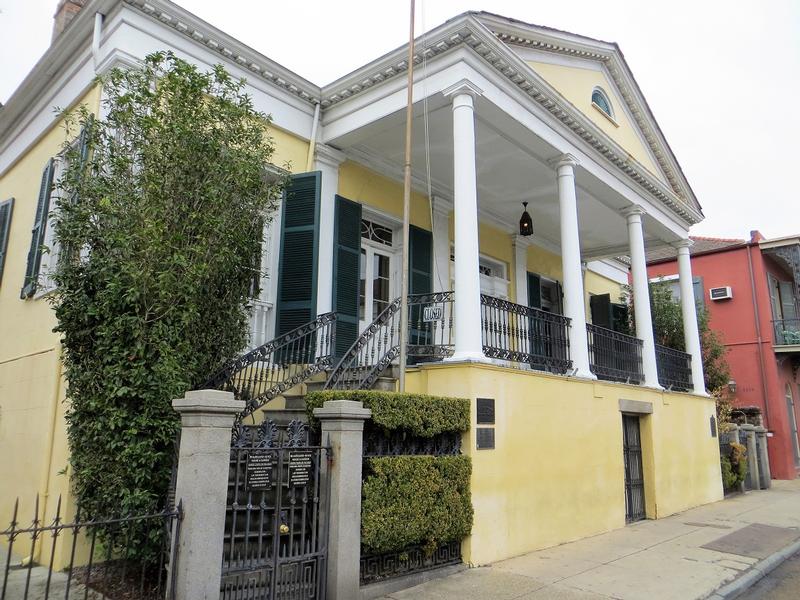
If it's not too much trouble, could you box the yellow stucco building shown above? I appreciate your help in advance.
[0,1,720,568]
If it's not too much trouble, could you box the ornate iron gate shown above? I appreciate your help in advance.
[221,420,329,599]
[622,414,646,523]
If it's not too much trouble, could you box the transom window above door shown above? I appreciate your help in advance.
[361,219,393,247]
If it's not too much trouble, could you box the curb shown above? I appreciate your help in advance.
[708,538,800,599]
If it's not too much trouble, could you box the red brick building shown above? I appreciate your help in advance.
[647,232,800,480]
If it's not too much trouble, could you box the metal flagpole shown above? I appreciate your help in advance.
[398,0,415,392]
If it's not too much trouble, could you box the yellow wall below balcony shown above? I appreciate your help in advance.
[406,363,723,566]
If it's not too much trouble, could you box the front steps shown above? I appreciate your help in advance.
[260,371,398,425]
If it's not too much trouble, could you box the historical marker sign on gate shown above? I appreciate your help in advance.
[246,450,275,490]
[288,449,313,487]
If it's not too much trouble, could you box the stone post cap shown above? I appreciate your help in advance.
[172,389,244,415]
[740,423,756,431]
[754,426,767,433]
[313,400,372,421]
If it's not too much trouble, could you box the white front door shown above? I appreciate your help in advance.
[359,244,395,331]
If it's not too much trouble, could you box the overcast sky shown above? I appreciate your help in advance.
[2,0,798,240]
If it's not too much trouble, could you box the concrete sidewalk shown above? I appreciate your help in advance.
[382,480,800,600]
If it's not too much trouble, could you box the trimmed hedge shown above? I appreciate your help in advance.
[361,455,473,555]
[305,390,470,437]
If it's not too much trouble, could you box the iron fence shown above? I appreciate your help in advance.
[655,344,692,391]
[587,324,644,384]
[479,295,572,374]
[1,496,181,600]
[773,318,800,345]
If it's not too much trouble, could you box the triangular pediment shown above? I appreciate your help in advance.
[473,12,701,215]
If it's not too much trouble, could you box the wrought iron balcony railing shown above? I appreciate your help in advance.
[587,324,644,384]
[773,318,800,346]
[655,344,692,391]
[480,295,572,374]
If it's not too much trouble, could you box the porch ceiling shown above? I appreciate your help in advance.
[328,95,678,259]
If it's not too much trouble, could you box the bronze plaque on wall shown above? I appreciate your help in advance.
[477,398,495,425]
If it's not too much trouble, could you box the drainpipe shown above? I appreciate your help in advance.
[92,12,104,70]
[747,244,771,427]
[305,102,321,172]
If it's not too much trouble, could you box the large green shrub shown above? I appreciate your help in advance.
[305,390,470,436]
[361,455,473,555]
[307,390,473,556]
[50,51,284,534]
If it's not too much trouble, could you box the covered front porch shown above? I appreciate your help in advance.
[316,67,706,394]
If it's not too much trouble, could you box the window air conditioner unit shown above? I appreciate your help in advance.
[709,286,733,301]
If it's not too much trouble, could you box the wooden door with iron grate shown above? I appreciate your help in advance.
[622,414,646,523]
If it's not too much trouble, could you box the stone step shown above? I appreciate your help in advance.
[373,377,397,392]
[284,395,307,410]
[262,407,307,426]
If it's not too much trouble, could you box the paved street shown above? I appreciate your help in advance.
[742,551,800,599]
[380,480,800,600]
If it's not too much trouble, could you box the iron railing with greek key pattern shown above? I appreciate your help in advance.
[325,292,454,390]
[587,323,644,384]
[203,312,337,421]
[773,318,800,345]
[480,294,572,374]
[655,344,692,391]
[1,496,181,600]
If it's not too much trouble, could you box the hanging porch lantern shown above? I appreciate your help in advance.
[519,201,533,236]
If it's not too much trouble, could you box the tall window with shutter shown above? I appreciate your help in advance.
[274,172,320,337]
[21,159,55,299]
[0,198,14,288]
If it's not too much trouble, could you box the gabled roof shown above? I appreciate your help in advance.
[646,236,747,264]
[473,11,701,216]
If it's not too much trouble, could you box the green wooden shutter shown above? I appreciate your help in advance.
[332,195,362,357]
[590,293,612,328]
[409,225,432,295]
[21,159,54,299]
[692,276,705,308]
[779,280,798,320]
[274,172,320,337]
[527,273,541,309]
[0,198,14,287]
[408,225,433,360]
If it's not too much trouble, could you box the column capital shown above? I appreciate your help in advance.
[512,234,533,248]
[621,205,646,220]
[671,238,694,250]
[443,79,483,101]
[315,143,347,169]
[548,153,580,170]
[313,400,372,424]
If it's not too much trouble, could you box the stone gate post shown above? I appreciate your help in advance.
[171,390,244,600]
[314,400,372,600]
[754,426,771,488]
[740,424,760,491]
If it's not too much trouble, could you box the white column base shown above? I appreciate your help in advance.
[444,351,490,363]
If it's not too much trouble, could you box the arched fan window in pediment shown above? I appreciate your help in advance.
[591,87,614,119]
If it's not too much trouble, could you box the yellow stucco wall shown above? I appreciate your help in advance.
[267,124,310,173]
[407,363,723,565]
[0,85,102,564]
[337,161,432,230]
[527,61,664,183]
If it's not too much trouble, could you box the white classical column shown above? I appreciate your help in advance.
[431,196,452,294]
[315,144,346,315]
[675,239,707,393]
[444,80,484,361]
[624,206,661,388]
[512,235,530,307]
[552,154,594,379]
